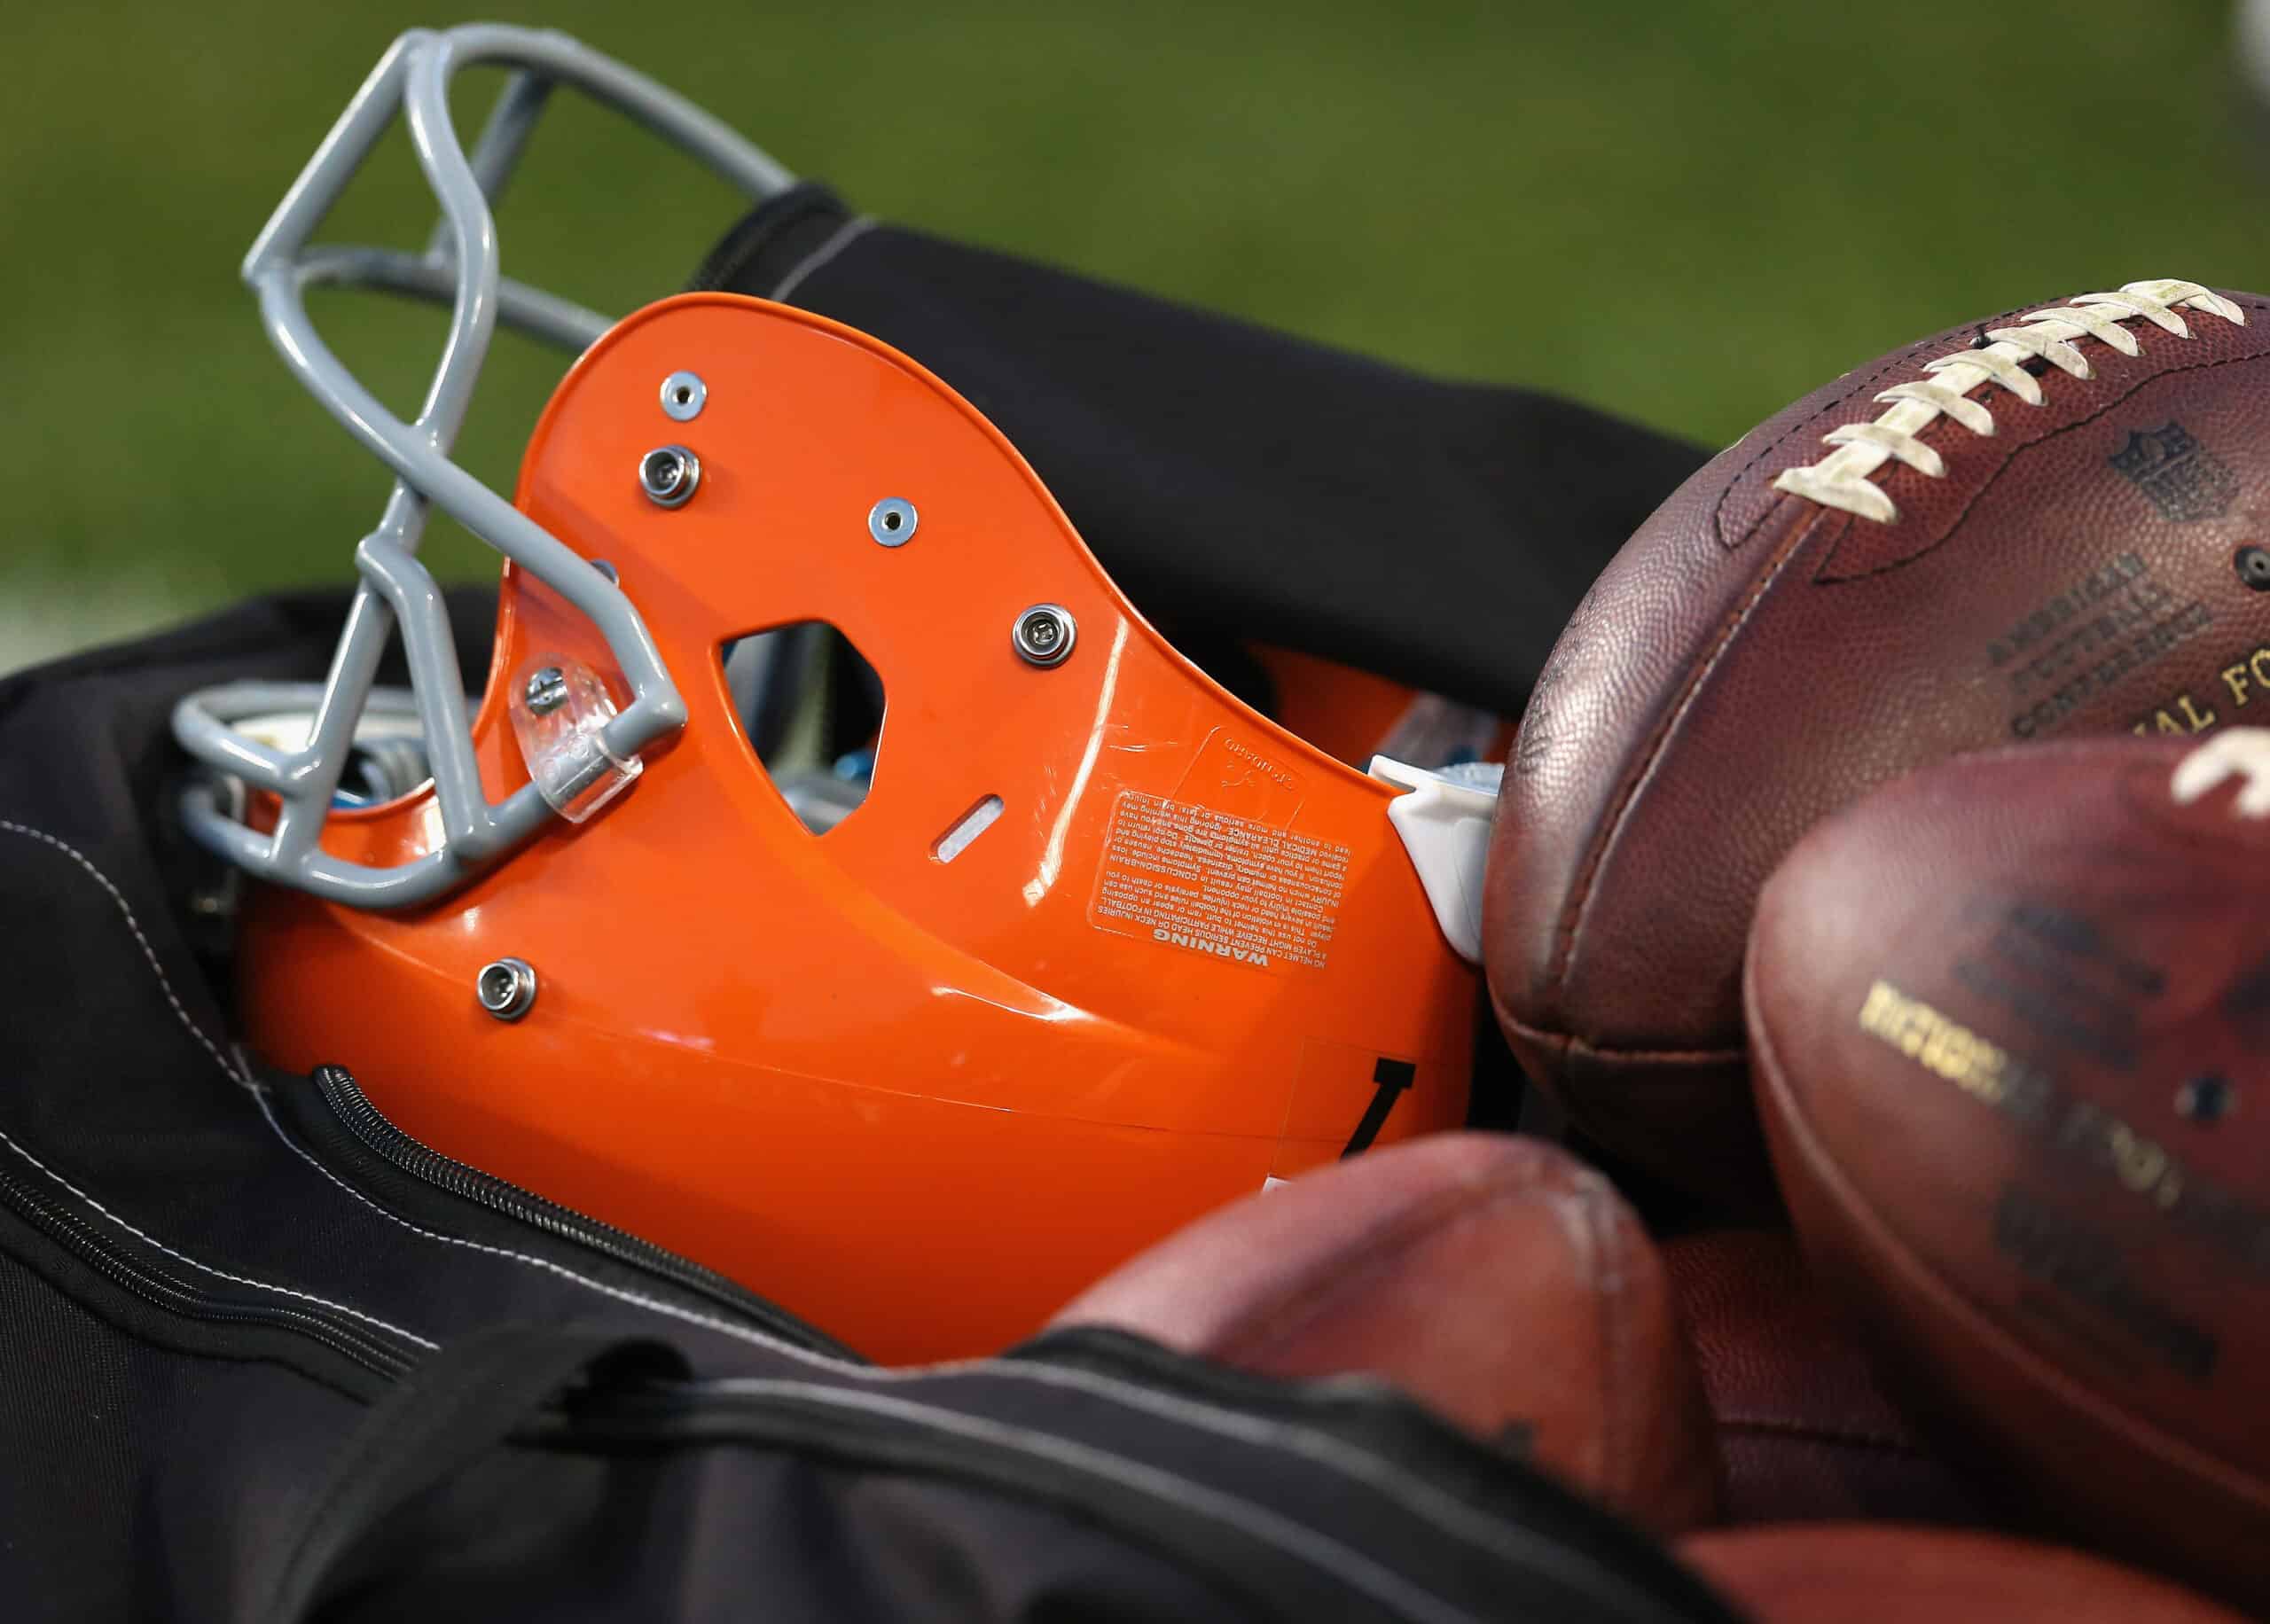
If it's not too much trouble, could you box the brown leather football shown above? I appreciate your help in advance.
[1747,730,2270,1608]
[1660,1230,1984,1529]
[1048,1132,1720,1533]
[1488,277,2270,1202]
[1683,1526,2247,1623]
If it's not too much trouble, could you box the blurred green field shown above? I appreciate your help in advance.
[3,0,2267,669]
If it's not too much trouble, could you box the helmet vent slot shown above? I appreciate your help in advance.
[718,621,886,836]
[932,795,1005,863]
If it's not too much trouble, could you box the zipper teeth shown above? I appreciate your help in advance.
[0,1159,413,1378]
[311,1066,851,1357]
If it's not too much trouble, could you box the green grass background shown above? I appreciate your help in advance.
[4,0,2268,668]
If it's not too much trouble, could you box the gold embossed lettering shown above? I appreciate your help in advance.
[1867,985,2270,1273]
[1857,980,2010,1104]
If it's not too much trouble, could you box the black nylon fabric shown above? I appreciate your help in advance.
[0,597,1748,1621]
[691,183,1709,718]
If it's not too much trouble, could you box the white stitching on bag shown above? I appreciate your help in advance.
[0,818,250,1089]
[767,214,878,303]
[698,1378,1487,1624]
[3,816,1566,1570]
[1,816,833,1355]
[0,819,436,1351]
[245,1081,827,1354]
[0,1120,436,1351]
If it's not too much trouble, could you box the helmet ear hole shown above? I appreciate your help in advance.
[719,622,887,835]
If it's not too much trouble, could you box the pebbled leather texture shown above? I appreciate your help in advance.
[1488,285,2270,1203]
[1746,734,2270,1611]
[1048,1133,1720,1534]
[1662,1230,1984,1529]
[1681,1526,2248,1622]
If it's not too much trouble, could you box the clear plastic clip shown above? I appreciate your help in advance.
[509,654,643,824]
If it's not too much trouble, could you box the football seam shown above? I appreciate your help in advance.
[1543,495,1826,1003]
[1586,1172,1640,1503]
[1712,1414,1928,1456]
[1210,1144,1609,1351]
[1741,923,2270,1515]
[1541,293,2270,1020]
[1708,314,2013,553]
[1493,995,1746,1068]
[1770,287,2268,550]
[1812,336,2270,587]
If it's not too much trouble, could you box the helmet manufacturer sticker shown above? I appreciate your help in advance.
[1170,726,1308,826]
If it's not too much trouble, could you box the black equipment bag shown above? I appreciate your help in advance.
[0,597,1744,1621]
[693,184,1707,720]
[0,218,1730,1620]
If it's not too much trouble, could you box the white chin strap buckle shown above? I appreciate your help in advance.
[1370,756,1503,964]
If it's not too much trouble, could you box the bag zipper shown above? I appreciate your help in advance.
[0,1155,415,1379]
[310,1065,857,1359]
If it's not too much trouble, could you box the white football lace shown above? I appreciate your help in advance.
[2171,728,2270,818]
[1773,278,2247,525]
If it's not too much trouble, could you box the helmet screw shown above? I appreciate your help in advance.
[523,665,569,715]
[868,497,918,547]
[475,956,537,1022]
[638,444,701,508]
[1012,604,1077,667]
[660,371,707,422]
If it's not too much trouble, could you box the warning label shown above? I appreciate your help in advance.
[1091,790,1348,971]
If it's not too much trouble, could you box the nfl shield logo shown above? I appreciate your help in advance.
[2108,421,2237,522]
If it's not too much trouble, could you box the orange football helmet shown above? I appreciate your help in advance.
[175,26,1495,1362]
